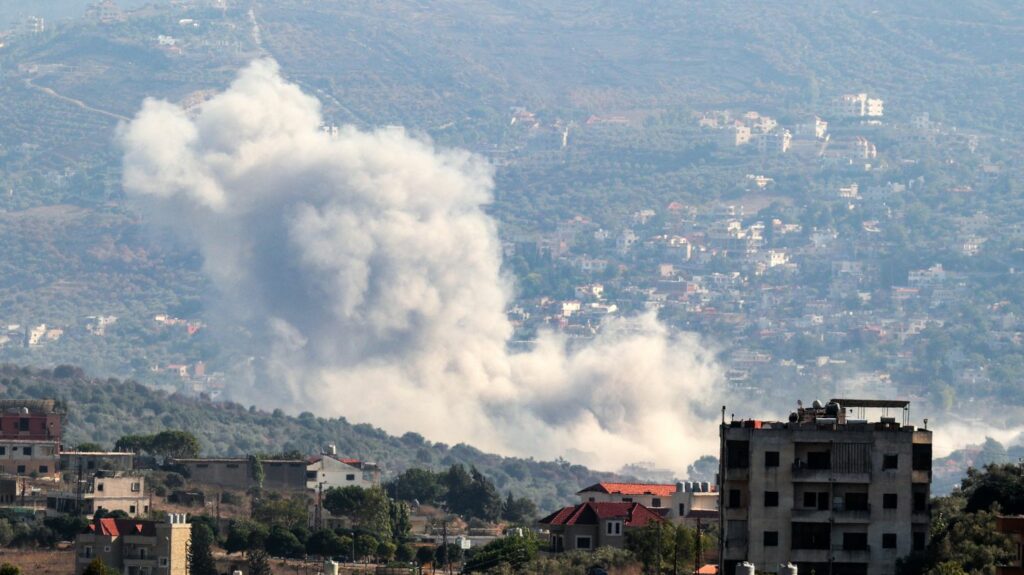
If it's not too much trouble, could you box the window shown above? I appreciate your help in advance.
[131,482,141,492]
[914,492,927,513]
[306,471,317,480]
[606,520,623,536]
[87,461,95,470]
[97,483,104,492]
[575,536,592,550]
[883,454,899,470]
[913,532,926,551]
[144,505,149,513]
[130,505,136,514]
[726,440,750,468]
[791,522,831,550]
[806,451,830,470]
[763,531,778,546]
[18,418,29,431]
[22,447,31,456]
[0,447,6,455]
[38,465,47,473]
[845,492,869,511]
[883,493,898,509]
[803,491,817,508]
[652,498,662,508]
[913,444,932,471]
[226,463,239,469]
[82,545,93,559]
[346,474,356,481]
[16,465,25,474]
[621,497,633,503]
[843,532,868,550]
[196,463,209,468]
[728,489,741,508]
[103,546,111,552]
[882,533,897,549]
[159,557,169,567]
[765,451,780,467]
[678,503,685,516]
[139,548,147,559]
[764,491,779,507]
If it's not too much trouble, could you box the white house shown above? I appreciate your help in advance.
[306,454,381,491]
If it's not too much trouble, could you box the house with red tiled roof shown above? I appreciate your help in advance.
[538,501,666,552]
[577,481,720,528]
[74,513,191,575]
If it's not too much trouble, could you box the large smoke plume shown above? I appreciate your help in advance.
[120,59,723,473]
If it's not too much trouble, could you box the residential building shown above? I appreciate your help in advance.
[576,481,719,528]
[306,454,381,491]
[47,473,148,517]
[60,451,135,477]
[719,398,932,575]
[74,513,191,575]
[0,399,62,445]
[832,94,884,118]
[0,439,60,477]
[538,501,666,552]
[996,516,1024,575]
[171,457,307,491]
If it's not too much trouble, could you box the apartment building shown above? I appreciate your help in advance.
[75,513,191,575]
[719,398,932,575]
[47,473,148,517]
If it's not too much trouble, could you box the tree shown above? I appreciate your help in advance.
[224,519,269,554]
[376,540,397,562]
[0,564,20,575]
[462,532,538,572]
[323,486,365,518]
[265,525,305,559]
[389,468,443,504]
[247,549,272,575]
[355,534,379,561]
[249,455,265,489]
[150,430,201,459]
[395,543,416,562]
[252,494,308,529]
[442,465,501,520]
[389,498,412,541]
[358,487,394,540]
[962,463,1024,515]
[188,523,218,575]
[415,545,435,566]
[500,492,538,524]
[434,542,463,567]
[82,559,115,575]
[307,529,346,557]
[74,442,104,453]
[113,434,152,454]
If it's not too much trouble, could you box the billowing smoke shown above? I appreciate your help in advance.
[120,59,723,473]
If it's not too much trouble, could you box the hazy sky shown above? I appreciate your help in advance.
[0,0,152,28]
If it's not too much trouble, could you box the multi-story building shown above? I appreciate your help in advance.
[306,453,381,491]
[60,451,135,478]
[0,439,60,477]
[576,481,719,528]
[832,94,884,118]
[0,399,62,445]
[719,398,932,575]
[47,473,149,517]
[75,514,191,575]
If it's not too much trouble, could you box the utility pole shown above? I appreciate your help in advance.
[695,517,703,574]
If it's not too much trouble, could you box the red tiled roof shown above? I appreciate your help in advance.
[539,502,666,528]
[90,518,156,537]
[577,482,677,497]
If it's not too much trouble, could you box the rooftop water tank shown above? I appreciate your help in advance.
[778,563,798,575]
[735,562,756,575]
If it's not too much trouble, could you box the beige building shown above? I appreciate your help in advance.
[75,513,191,575]
[0,439,60,477]
[577,481,718,528]
[720,399,931,575]
[48,473,149,517]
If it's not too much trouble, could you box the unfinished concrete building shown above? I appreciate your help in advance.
[719,399,932,575]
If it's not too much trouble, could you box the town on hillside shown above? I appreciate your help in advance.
[0,397,1019,575]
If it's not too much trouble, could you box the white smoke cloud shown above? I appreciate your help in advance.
[120,59,723,474]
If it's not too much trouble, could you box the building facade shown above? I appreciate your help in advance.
[0,438,60,477]
[306,455,381,491]
[577,481,719,528]
[171,458,307,491]
[48,473,148,517]
[539,501,666,552]
[719,399,932,575]
[75,514,191,575]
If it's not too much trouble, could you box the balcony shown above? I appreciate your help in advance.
[790,548,830,563]
[912,470,931,484]
[831,544,871,562]
[792,508,830,522]
[833,508,871,523]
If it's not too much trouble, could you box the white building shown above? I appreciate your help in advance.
[306,454,381,491]
[832,93,884,118]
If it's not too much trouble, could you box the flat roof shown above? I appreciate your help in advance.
[830,398,909,408]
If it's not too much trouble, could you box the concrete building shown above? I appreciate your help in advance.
[719,398,932,575]
[74,514,191,575]
[538,501,666,552]
[48,473,148,518]
[60,451,135,477]
[576,481,719,528]
[171,457,307,491]
[832,94,884,118]
[0,439,60,477]
[0,399,62,445]
[306,454,381,491]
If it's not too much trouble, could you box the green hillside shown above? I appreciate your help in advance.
[0,363,628,510]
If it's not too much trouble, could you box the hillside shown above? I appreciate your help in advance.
[0,364,631,510]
